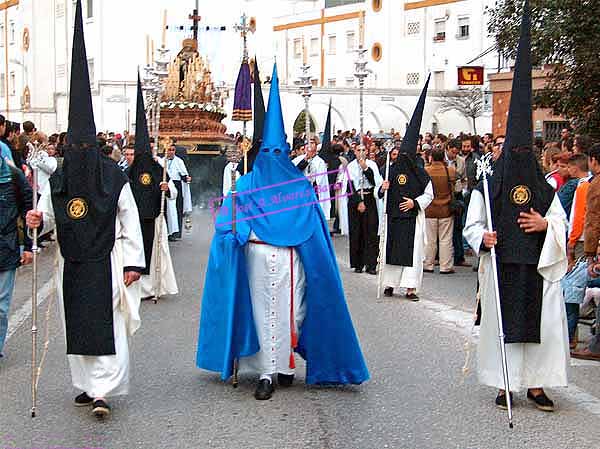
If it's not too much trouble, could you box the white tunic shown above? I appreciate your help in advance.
[139,216,179,299]
[222,162,240,197]
[158,157,189,235]
[381,181,434,292]
[36,150,57,192]
[239,231,307,376]
[292,154,331,219]
[464,190,570,391]
[37,182,145,398]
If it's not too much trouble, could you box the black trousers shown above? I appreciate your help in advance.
[348,195,379,270]
[173,180,184,236]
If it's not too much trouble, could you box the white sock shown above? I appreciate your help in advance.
[259,374,272,383]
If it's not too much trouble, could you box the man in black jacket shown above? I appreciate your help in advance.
[0,164,33,358]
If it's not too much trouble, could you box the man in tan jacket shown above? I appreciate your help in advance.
[424,149,457,274]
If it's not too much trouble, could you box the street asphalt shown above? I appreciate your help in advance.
[1,210,600,449]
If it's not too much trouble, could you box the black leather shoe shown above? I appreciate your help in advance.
[383,287,394,297]
[74,392,93,407]
[92,399,111,418]
[527,390,554,412]
[254,379,274,400]
[366,268,377,275]
[354,267,363,273]
[278,373,294,387]
[495,392,514,410]
[405,292,419,301]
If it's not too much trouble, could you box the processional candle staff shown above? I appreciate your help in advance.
[225,141,246,388]
[476,153,514,429]
[25,141,43,417]
[151,18,171,304]
[377,139,394,299]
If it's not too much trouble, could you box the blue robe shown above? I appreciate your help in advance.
[196,173,370,385]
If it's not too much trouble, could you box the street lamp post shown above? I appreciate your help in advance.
[152,46,170,155]
[354,47,370,138]
[298,62,313,149]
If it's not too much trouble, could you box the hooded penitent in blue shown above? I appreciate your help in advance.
[196,64,370,385]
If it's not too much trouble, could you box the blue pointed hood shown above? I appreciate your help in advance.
[258,64,290,154]
[215,63,319,247]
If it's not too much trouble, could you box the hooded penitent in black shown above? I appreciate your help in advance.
[476,0,554,343]
[126,73,167,275]
[49,0,128,356]
[380,75,432,266]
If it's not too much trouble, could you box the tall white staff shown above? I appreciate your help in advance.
[476,153,513,429]
[26,142,42,418]
[377,139,394,299]
[153,139,169,304]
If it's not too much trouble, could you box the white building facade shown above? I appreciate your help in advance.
[271,0,501,138]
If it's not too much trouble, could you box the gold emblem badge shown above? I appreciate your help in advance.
[398,174,408,185]
[139,173,152,186]
[510,185,532,206]
[67,198,88,220]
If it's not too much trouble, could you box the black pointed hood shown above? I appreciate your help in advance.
[134,72,151,157]
[126,71,165,221]
[252,60,266,146]
[55,0,126,199]
[400,74,430,156]
[393,74,431,191]
[67,0,96,146]
[487,0,554,266]
[503,0,533,155]
[237,58,265,175]
[318,99,333,162]
[49,0,128,274]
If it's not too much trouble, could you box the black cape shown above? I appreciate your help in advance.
[50,149,128,355]
[126,156,166,275]
[475,150,554,343]
[381,154,430,267]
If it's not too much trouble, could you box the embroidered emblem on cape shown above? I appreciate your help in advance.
[510,185,532,206]
[139,173,153,186]
[397,174,408,185]
[67,198,88,220]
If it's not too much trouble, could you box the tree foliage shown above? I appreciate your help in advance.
[293,110,317,135]
[437,88,484,134]
[487,0,600,139]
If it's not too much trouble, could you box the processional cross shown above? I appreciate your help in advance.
[189,8,202,41]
